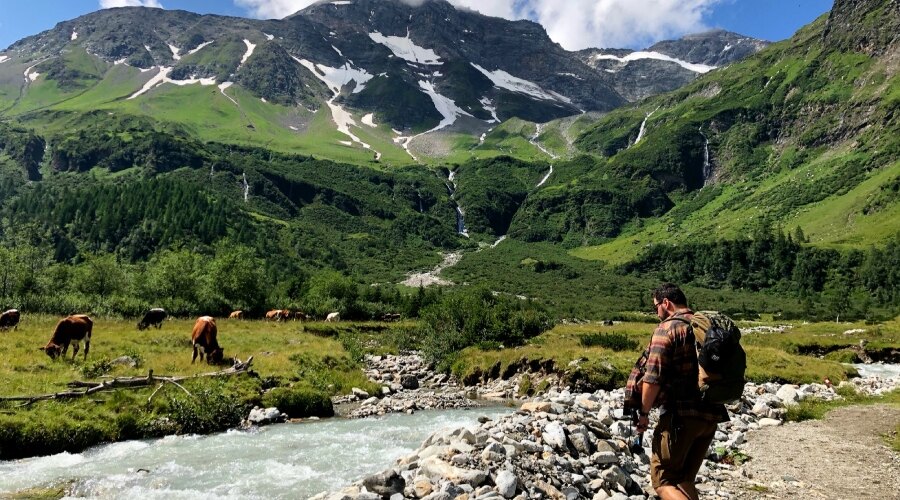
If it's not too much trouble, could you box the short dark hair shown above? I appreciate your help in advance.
[652,283,687,307]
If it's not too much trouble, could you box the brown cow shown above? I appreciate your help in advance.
[292,311,307,321]
[0,309,20,331]
[265,309,290,322]
[228,310,245,320]
[191,316,223,364]
[41,315,92,360]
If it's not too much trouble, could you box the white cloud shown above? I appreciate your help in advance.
[232,0,721,49]
[99,0,164,8]
[233,0,315,19]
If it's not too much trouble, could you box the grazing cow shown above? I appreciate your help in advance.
[381,313,401,322]
[41,315,92,360]
[325,312,340,323]
[137,308,167,330]
[0,309,20,331]
[266,309,291,322]
[228,310,245,320]
[191,316,223,364]
[292,311,306,321]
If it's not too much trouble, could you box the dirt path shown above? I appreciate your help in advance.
[727,405,900,499]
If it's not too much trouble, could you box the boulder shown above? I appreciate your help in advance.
[542,421,568,450]
[495,470,517,498]
[776,385,800,405]
[521,401,552,413]
[418,457,487,486]
[401,374,420,390]
[352,387,370,399]
[362,470,405,497]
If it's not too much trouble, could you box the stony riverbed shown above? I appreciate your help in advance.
[310,354,899,500]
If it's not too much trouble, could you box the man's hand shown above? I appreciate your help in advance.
[636,414,650,433]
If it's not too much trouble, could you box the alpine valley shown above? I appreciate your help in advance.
[0,0,897,320]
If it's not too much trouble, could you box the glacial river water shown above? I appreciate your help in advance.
[0,407,512,499]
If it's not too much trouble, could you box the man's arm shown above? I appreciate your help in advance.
[636,381,661,432]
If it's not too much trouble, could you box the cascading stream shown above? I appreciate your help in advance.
[0,408,510,499]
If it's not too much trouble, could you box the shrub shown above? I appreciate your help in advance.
[261,386,334,418]
[419,287,555,367]
[165,381,249,434]
[579,332,639,351]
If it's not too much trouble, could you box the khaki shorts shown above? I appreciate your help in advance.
[650,412,718,490]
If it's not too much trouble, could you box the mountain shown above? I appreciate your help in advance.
[577,30,770,101]
[0,1,764,166]
[496,0,898,258]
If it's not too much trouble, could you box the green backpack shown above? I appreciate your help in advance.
[690,312,746,404]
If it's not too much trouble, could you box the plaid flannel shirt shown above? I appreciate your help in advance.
[643,311,729,423]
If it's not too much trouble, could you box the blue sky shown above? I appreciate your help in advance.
[0,0,834,51]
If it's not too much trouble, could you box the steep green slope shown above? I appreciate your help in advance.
[560,5,899,256]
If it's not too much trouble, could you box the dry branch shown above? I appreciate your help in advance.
[0,357,254,406]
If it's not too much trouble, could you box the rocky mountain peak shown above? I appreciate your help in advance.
[823,0,899,55]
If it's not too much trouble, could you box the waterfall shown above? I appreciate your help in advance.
[242,173,250,202]
[633,106,661,146]
[536,164,553,188]
[529,123,559,160]
[447,170,468,237]
[417,191,424,213]
[699,127,711,185]
[210,164,215,177]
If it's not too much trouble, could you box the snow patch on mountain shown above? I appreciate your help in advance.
[369,30,442,65]
[264,33,274,41]
[293,56,379,156]
[240,39,256,66]
[418,81,472,131]
[591,51,716,73]
[127,66,217,100]
[71,31,78,41]
[293,57,373,94]
[361,113,376,127]
[479,97,499,123]
[0,56,9,64]
[188,41,213,55]
[471,63,571,103]
[168,44,181,61]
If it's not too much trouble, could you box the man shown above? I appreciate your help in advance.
[636,283,729,500]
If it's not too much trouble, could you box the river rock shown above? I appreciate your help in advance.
[495,470,517,498]
[776,385,800,405]
[542,421,567,450]
[401,374,420,390]
[521,401,552,413]
[419,457,487,486]
[758,418,782,427]
[352,388,370,399]
[362,469,405,497]
[245,406,285,426]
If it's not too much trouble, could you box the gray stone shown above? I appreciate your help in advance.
[362,469,405,497]
[352,387,370,399]
[542,421,568,450]
[600,466,629,489]
[401,374,420,390]
[495,470,517,498]
[758,418,782,427]
[419,457,488,486]
[562,486,580,500]
[776,385,800,405]
[591,451,618,465]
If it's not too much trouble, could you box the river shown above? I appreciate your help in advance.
[851,362,900,379]
[0,407,512,499]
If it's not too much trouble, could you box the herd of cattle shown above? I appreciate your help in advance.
[0,306,400,366]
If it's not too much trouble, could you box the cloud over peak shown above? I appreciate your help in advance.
[232,0,721,50]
